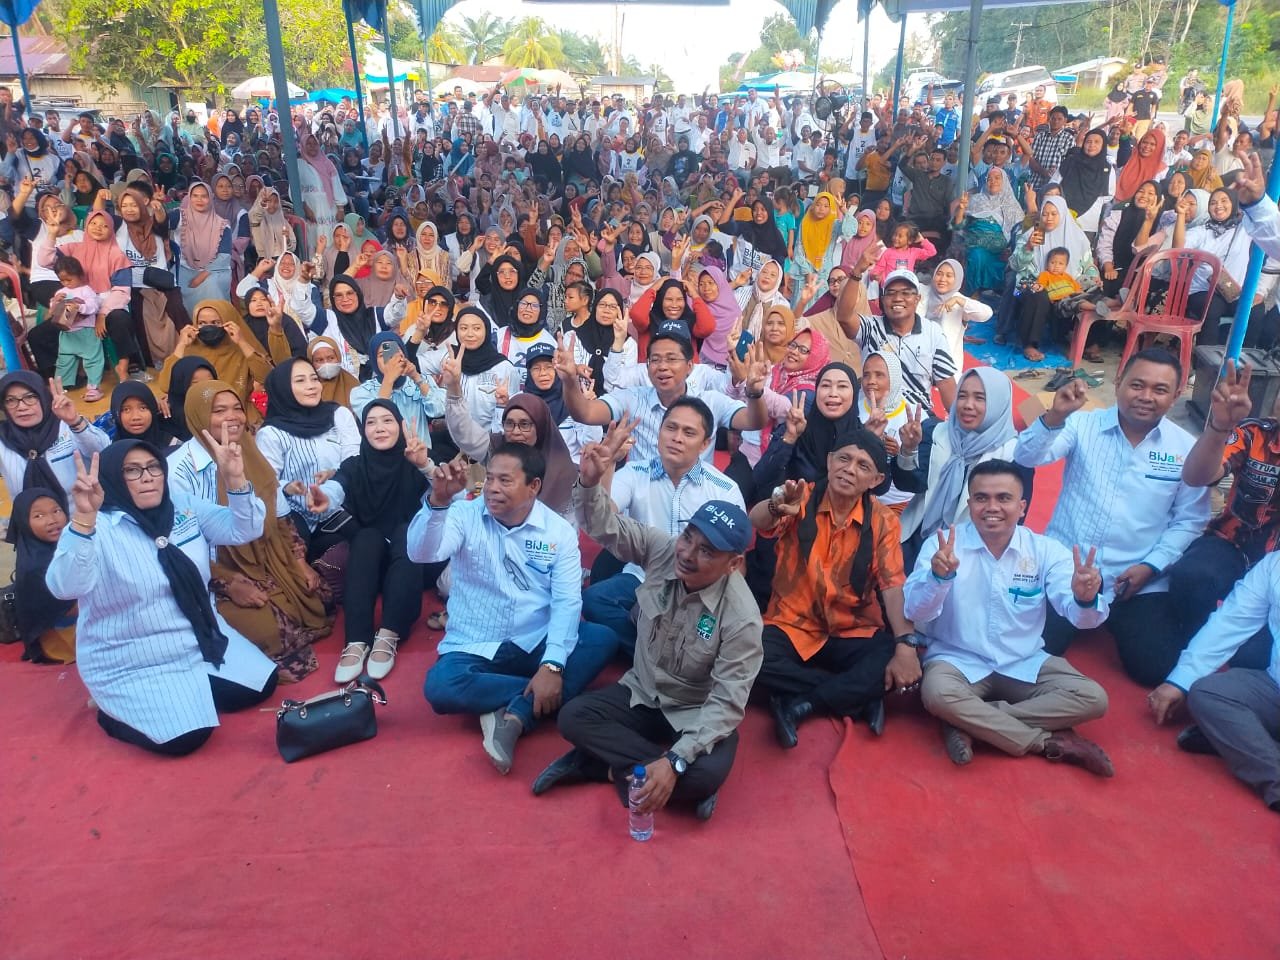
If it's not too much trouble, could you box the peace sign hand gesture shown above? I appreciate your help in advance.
[1071,545,1102,605]
[553,332,580,383]
[440,344,464,395]
[201,419,247,490]
[403,422,431,469]
[770,479,806,518]
[863,392,888,438]
[931,525,959,579]
[1209,359,1253,432]
[899,404,924,455]
[782,390,807,443]
[48,376,79,425]
[494,373,510,408]
[71,451,104,519]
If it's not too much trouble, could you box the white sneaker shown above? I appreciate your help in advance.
[334,642,369,683]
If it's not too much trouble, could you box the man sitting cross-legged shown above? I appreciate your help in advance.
[534,422,763,822]
[904,459,1115,775]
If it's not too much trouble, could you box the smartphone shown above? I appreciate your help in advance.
[378,342,399,360]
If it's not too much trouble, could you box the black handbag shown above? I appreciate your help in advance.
[0,583,18,645]
[142,266,176,291]
[275,676,387,763]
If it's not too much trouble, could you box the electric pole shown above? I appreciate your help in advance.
[1009,21,1031,68]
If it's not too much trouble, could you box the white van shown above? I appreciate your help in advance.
[977,66,1058,106]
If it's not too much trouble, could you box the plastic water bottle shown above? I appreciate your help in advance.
[628,764,654,841]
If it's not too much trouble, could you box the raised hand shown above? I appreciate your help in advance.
[553,332,579,383]
[931,525,959,579]
[1209,359,1253,432]
[403,423,431,469]
[71,452,104,518]
[770,478,806,518]
[1046,377,1088,427]
[440,344,464,394]
[743,342,769,395]
[1071,545,1102,605]
[428,457,469,507]
[855,240,885,277]
[1233,151,1266,207]
[493,373,510,408]
[899,404,924,455]
[222,321,244,345]
[782,390,807,443]
[305,483,330,514]
[863,393,888,437]
[48,376,79,424]
[201,419,246,489]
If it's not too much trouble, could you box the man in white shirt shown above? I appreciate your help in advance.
[743,88,767,130]
[727,127,757,186]
[670,95,692,139]
[1148,552,1280,812]
[1014,349,1211,686]
[582,397,744,657]
[688,113,712,154]
[413,444,616,775]
[844,111,879,186]
[519,95,545,138]
[905,460,1114,774]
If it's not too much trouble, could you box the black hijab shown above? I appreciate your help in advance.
[110,380,175,448]
[739,199,789,263]
[576,288,625,392]
[263,360,339,438]
[510,286,548,339]
[1112,180,1162,273]
[7,486,74,661]
[243,288,307,359]
[97,439,229,666]
[1057,130,1113,215]
[794,362,861,482]
[0,371,65,493]
[485,254,526,327]
[522,350,569,425]
[330,276,377,359]
[332,400,427,536]
[166,356,216,441]
[456,307,509,376]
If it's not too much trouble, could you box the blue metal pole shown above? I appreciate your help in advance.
[382,0,401,140]
[262,0,304,217]
[1223,159,1280,364]
[1210,0,1235,129]
[890,16,906,118]
[9,26,30,118]
[346,15,370,151]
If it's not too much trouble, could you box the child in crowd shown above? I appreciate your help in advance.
[1036,247,1084,303]
[50,255,105,402]
[870,221,936,286]
[772,187,798,262]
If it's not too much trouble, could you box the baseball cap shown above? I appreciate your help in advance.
[652,319,692,345]
[523,341,555,367]
[882,269,921,294]
[684,500,751,554]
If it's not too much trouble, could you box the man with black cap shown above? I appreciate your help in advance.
[751,428,922,747]
[534,421,763,821]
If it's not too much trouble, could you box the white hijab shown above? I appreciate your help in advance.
[1032,196,1091,275]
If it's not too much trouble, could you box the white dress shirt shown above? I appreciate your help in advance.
[254,410,361,527]
[904,523,1109,683]
[46,489,275,743]
[1014,408,1210,596]
[610,456,744,582]
[601,383,745,464]
[406,496,582,665]
[1166,551,1280,692]
[0,419,109,500]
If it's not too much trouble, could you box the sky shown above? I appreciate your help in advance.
[440,0,924,93]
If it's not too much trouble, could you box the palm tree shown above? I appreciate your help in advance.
[558,30,608,74]
[454,12,510,65]
[426,25,465,65]
[502,18,565,69]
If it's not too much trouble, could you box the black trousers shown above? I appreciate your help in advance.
[27,308,140,380]
[97,671,279,757]
[1165,534,1274,669]
[558,682,738,803]
[1043,593,1180,687]
[758,624,895,716]
[342,526,428,645]
[1017,288,1055,347]
[1190,291,1273,348]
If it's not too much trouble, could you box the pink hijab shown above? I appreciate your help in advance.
[696,264,741,366]
[179,181,229,271]
[771,327,830,395]
[840,210,879,272]
[301,135,339,208]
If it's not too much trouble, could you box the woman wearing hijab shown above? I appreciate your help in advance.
[161,356,216,441]
[1008,195,1099,361]
[476,253,527,329]
[256,359,361,558]
[46,436,278,754]
[242,286,308,361]
[520,341,600,461]
[321,276,379,379]
[425,306,517,430]
[158,300,274,428]
[359,250,403,309]
[790,190,853,300]
[1055,129,1114,224]
[494,287,557,379]
[307,336,359,410]
[1113,128,1168,204]
[349,330,446,452]
[694,263,744,371]
[413,220,451,284]
[1,127,61,193]
[8,486,77,663]
[839,210,879,276]
[247,186,293,262]
[730,197,790,270]
[298,133,347,245]
[210,173,243,231]
[570,287,635,394]
[1096,179,1165,309]
[177,181,233,315]
[854,350,914,513]
[730,319,830,469]
[184,380,333,681]
[735,258,789,339]
[1175,187,1264,346]
[110,380,177,451]
[924,259,991,376]
[630,276,715,361]
[308,401,435,682]
[956,166,1026,294]
[0,371,110,500]
[893,367,1027,566]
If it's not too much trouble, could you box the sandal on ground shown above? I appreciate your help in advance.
[963,334,987,345]
[334,642,369,683]
[1022,347,1045,362]
[366,631,399,681]
[426,611,448,631]
[82,386,103,402]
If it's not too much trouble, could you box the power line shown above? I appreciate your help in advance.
[1008,21,1031,67]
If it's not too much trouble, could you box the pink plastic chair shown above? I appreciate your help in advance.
[1068,248,1153,370]
[0,261,30,370]
[1113,248,1222,391]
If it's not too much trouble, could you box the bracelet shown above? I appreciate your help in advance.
[1205,414,1234,433]
[745,390,764,400]
[70,416,89,433]
[767,497,782,518]
[70,517,96,534]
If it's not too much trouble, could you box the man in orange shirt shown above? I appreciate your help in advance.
[749,428,923,747]
[1021,85,1052,134]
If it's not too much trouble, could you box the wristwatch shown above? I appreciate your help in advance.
[664,750,688,776]
[541,662,563,674]
[896,632,926,650]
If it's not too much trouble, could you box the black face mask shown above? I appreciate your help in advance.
[197,324,226,346]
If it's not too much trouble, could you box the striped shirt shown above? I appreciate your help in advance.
[170,436,291,521]
[601,383,745,463]
[256,410,361,528]
[1014,408,1210,595]
[853,314,958,409]
[406,496,582,666]
[46,489,276,743]
[610,456,744,582]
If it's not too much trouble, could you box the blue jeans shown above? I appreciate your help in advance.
[582,573,640,657]
[423,623,617,730]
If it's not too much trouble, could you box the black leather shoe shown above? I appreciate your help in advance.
[770,695,815,749]
[613,769,631,809]
[695,791,719,821]
[1177,724,1220,756]
[864,698,886,736]
[531,748,607,795]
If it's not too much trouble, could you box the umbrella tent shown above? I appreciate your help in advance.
[309,88,358,103]
[231,75,305,99]
[739,69,817,92]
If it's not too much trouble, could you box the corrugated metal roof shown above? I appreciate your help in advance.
[0,36,72,76]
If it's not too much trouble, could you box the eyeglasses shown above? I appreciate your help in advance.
[122,461,165,481]
[517,301,540,311]
[426,298,450,307]
[504,417,536,434]
[647,354,686,367]
[3,393,40,410]
[785,341,811,356]
[882,288,919,300]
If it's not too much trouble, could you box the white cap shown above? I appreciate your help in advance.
[882,269,921,293]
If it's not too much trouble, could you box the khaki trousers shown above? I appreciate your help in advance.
[921,656,1108,756]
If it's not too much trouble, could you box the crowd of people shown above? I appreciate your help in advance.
[2,74,1280,819]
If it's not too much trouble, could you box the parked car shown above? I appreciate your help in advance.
[976,66,1059,105]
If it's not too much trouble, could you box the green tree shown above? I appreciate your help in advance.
[502,18,565,69]
[453,12,511,66]
[558,30,608,75]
